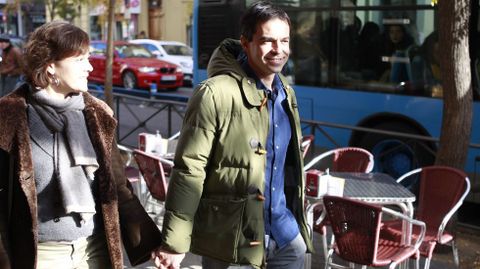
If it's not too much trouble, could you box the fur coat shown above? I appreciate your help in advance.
[0,84,162,269]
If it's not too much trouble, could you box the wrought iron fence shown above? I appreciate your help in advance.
[88,85,188,147]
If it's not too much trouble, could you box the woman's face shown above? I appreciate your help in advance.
[389,25,405,44]
[47,50,93,98]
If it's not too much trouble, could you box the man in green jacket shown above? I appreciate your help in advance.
[153,1,313,268]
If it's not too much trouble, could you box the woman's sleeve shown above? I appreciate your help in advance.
[111,141,163,266]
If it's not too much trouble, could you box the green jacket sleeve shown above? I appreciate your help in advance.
[161,83,218,253]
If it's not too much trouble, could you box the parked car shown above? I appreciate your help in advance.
[130,39,193,85]
[88,41,183,90]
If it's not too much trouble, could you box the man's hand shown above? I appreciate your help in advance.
[151,247,186,269]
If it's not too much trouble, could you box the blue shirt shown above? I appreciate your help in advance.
[241,60,300,248]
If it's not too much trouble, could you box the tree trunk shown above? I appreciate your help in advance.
[104,0,124,176]
[104,0,115,109]
[435,0,473,169]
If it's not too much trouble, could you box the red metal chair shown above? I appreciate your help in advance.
[304,147,374,172]
[381,166,471,269]
[304,147,374,260]
[301,135,315,159]
[118,144,143,198]
[323,195,425,269]
[133,149,174,202]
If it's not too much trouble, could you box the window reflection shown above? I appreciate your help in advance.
[289,11,328,86]
[287,4,444,98]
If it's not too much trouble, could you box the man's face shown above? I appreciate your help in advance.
[241,18,290,81]
[389,25,404,45]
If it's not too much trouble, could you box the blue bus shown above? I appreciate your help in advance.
[192,0,480,222]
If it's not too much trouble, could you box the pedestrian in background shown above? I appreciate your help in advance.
[136,30,148,39]
[0,35,22,96]
[153,1,313,268]
[0,21,162,269]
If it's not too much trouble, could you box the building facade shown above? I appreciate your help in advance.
[0,0,192,45]
[83,0,193,44]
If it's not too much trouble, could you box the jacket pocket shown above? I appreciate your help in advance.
[191,195,265,266]
[191,197,246,262]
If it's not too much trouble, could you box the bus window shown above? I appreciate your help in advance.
[197,0,244,69]
[291,11,329,86]
[336,8,437,97]
[354,0,433,6]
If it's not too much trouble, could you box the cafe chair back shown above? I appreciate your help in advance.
[301,135,315,159]
[133,149,174,202]
[305,147,374,261]
[323,195,425,269]
[382,165,470,269]
[304,147,374,172]
[117,144,143,199]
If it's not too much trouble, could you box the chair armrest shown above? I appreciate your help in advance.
[118,144,134,153]
[118,144,134,166]
[436,176,471,242]
[304,150,333,171]
[158,157,174,167]
[168,131,181,140]
[301,138,312,148]
[383,207,426,251]
[396,168,422,183]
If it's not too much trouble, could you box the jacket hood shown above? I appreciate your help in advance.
[207,38,247,80]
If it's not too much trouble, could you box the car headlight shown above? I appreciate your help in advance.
[138,66,156,73]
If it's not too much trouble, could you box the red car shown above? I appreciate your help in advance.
[88,41,183,90]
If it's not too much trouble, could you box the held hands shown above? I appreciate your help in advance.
[151,247,186,269]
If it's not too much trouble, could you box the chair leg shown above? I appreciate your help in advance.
[324,249,334,269]
[451,239,460,267]
[423,257,431,269]
[321,232,329,261]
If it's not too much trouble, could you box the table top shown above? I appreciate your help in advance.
[331,172,416,204]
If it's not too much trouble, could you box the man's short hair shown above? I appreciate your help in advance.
[240,1,291,41]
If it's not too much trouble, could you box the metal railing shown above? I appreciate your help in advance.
[88,85,480,182]
[300,118,480,158]
[88,85,188,147]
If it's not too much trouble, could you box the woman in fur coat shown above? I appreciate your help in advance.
[0,21,162,269]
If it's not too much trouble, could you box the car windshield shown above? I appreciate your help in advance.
[115,44,154,58]
[161,44,192,56]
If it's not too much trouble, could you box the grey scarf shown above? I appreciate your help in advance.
[29,88,99,223]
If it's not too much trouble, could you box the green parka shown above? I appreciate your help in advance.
[161,39,313,268]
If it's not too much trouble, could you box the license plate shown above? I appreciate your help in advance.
[161,75,176,81]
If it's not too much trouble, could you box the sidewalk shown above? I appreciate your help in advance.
[125,190,480,269]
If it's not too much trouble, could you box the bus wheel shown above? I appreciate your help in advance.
[356,122,435,188]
